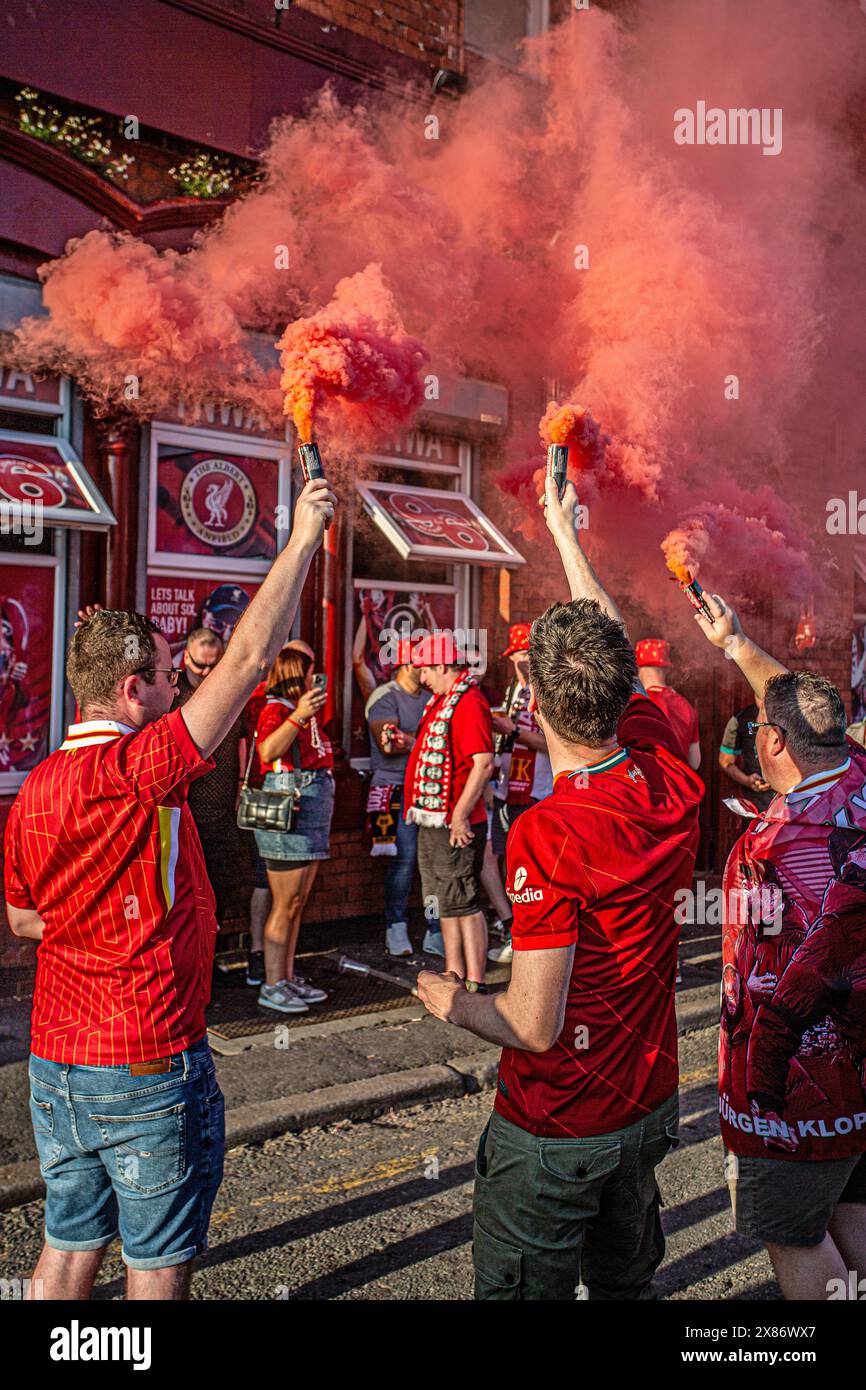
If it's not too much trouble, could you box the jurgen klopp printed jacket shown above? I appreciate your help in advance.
[720,744,866,1161]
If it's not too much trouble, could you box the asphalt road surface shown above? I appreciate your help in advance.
[0,1021,780,1301]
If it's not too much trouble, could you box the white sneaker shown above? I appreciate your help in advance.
[422,929,445,957]
[386,923,413,957]
[258,979,309,1013]
[290,973,328,1003]
[488,937,513,963]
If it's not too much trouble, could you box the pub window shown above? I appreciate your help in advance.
[0,409,57,436]
[464,0,550,64]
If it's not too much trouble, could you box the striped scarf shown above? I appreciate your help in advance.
[406,673,475,828]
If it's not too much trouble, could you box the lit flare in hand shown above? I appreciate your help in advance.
[662,529,715,623]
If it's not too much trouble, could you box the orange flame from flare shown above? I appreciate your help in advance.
[667,558,693,585]
[539,401,607,467]
[545,404,586,447]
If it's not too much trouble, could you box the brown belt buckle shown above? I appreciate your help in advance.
[129,1057,172,1076]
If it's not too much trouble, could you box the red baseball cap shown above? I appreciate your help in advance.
[502,622,532,658]
[635,638,671,668]
[412,630,462,667]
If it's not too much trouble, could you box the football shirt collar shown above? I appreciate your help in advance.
[784,758,850,802]
[557,746,629,784]
[61,719,137,749]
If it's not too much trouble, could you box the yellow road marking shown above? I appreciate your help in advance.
[210,1146,451,1227]
[679,1067,715,1085]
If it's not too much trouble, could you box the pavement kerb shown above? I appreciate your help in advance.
[0,998,718,1212]
[0,1052,503,1212]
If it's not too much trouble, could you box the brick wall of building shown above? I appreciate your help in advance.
[296,0,461,68]
[303,827,387,924]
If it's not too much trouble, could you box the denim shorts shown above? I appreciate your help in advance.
[29,1036,225,1271]
[253,768,335,863]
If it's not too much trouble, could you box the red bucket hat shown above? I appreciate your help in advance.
[394,636,419,667]
[502,622,532,658]
[635,638,671,669]
[412,630,462,668]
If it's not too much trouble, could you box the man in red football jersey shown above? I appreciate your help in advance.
[405,631,494,989]
[416,477,704,1299]
[693,595,866,1300]
[635,637,701,770]
[3,478,335,1301]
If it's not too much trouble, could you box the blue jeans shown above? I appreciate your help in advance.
[29,1037,224,1270]
[384,789,439,931]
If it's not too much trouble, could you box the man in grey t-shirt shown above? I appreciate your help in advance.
[366,640,443,958]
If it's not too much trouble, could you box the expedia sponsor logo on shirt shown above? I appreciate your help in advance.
[507,865,543,903]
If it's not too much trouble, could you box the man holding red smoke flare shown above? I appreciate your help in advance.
[692,592,866,1302]
[416,478,704,1300]
[3,478,335,1301]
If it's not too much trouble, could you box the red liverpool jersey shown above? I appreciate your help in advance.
[644,685,699,762]
[720,749,866,1161]
[496,694,704,1137]
[404,681,492,827]
[3,709,216,1065]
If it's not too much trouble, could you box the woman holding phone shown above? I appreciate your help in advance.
[253,645,335,1013]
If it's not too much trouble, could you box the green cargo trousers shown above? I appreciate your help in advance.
[472,1091,679,1300]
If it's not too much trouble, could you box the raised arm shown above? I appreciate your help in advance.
[352,614,376,704]
[693,593,788,701]
[542,477,626,628]
[181,479,335,758]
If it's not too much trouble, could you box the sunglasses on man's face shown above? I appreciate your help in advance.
[187,655,220,673]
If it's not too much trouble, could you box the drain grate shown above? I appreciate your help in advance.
[206,951,415,1039]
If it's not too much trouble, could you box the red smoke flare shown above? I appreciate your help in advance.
[539,401,608,471]
[661,520,711,584]
[276,264,428,445]
[519,401,609,503]
[662,503,815,605]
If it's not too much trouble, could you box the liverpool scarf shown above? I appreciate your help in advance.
[406,672,475,828]
[366,782,400,856]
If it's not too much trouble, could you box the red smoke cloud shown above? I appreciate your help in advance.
[662,499,815,599]
[11,230,261,417]
[10,1,866,615]
[277,264,428,445]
